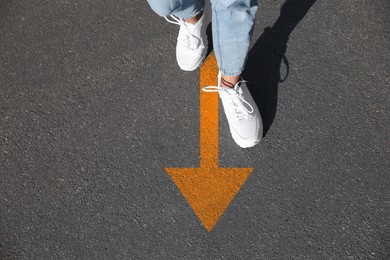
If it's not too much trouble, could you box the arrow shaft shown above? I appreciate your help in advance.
[200,53,219,169]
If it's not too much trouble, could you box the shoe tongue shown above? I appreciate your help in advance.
[185,21,196,28]
[224,82,240,91]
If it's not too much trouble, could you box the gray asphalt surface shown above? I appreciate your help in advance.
[1,0,389,259]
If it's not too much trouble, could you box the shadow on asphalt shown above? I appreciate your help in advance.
[243,0,317,136]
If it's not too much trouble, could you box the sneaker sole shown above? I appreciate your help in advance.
[229,125,262,148]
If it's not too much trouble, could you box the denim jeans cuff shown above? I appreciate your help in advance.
[174,1,204,19]
[219,69,243,77]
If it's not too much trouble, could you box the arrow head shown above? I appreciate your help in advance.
[166,167,252,232]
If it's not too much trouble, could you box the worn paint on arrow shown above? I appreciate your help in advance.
[166,53,253,232]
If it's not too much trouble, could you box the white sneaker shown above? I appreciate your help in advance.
[203,73,263,148]
[164,2,211,71]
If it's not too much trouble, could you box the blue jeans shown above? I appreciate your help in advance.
[147,0,258,76]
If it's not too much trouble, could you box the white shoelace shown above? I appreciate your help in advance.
[164,15,200,51]
[202,81,254,121]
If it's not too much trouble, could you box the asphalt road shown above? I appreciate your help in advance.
[1,0,389,259]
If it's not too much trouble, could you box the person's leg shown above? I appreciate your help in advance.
[206,0,262,148]
[210,0,258,86]
[147,0,210,71]
[147,0,204,20]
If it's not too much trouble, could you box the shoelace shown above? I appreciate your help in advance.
[202,81,254,121]
[164,15,200,50]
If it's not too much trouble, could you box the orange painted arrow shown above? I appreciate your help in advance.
[166,53,253,232]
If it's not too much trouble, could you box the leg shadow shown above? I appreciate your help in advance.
[206,23,214,57]
[243,0,317,136]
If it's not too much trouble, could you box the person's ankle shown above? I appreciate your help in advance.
[221,75,241,88]
[184,11,203,25]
